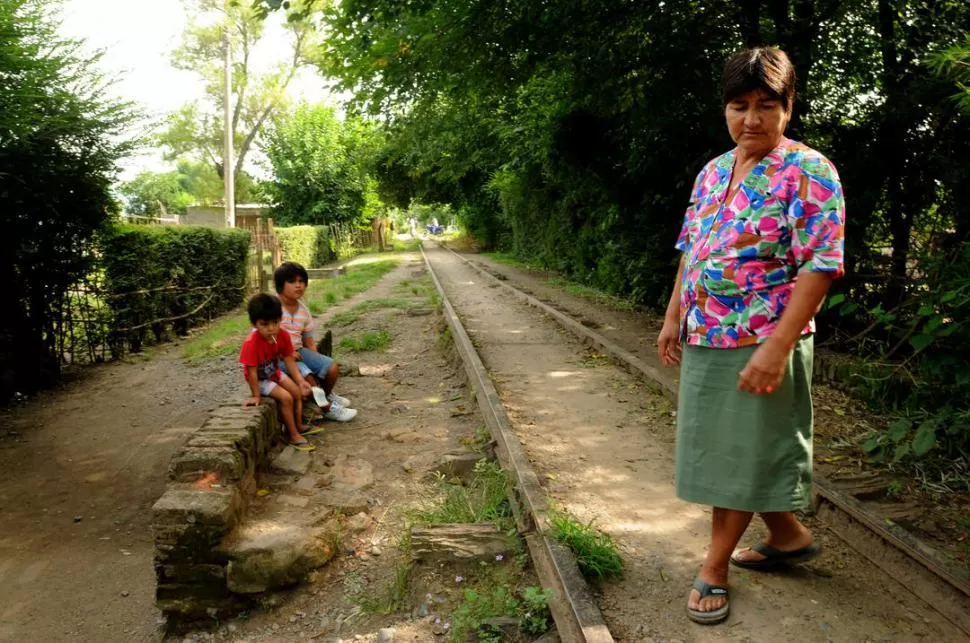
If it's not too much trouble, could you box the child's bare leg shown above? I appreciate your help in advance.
[267,384,301,443]
[278,374,306,433]
[322,362,340,395]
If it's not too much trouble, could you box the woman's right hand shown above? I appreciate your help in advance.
[657,319,682,366]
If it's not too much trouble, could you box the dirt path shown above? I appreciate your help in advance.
[0,252,535,643]
[191,254,511,642]
[0,343,238,641]
[425,245,963,641]
[0,253,457,643]
[2,244,964,642]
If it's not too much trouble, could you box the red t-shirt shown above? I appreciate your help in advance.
[239,329,294,382]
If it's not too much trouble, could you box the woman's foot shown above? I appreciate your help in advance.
[731,528,815,567]
[687,567,729,623]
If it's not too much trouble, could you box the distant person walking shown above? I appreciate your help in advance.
[656,47,846,625]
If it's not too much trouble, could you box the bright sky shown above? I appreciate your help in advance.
[58,0,333,180]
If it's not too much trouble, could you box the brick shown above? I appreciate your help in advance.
[198,422,266,460]
[156,563,226,584]
[188,432,256,469]
[154,537,232,566]
[156,596,239,619]
[168,447,251,484]
[153,486,244,528]
[188,429,253,448]
[156,583,239,618]
[157,583,233,601]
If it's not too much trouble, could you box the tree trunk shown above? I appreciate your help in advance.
[877,0,910,309]
[766,0,821,140]
[738,0,763,47]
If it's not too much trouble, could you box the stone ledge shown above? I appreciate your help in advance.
[153,398,283,624]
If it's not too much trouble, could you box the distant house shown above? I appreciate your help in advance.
[181,204,270,228]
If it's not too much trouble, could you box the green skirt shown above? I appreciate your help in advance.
[675,335,814,512]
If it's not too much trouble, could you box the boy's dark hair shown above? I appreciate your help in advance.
[274,261,309,293]
[248,293,283,324]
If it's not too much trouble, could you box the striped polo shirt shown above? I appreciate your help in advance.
[280,300,315,350]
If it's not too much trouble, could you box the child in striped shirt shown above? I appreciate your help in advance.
[275,262,357,422]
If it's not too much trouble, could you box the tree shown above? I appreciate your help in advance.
[930,34,970,114]
[311,0,970,452]
[118,160,258,215]
[119,170,194,216]
[176,158,257,204]
[0,0,135,396]
[260,103,383,226]
[158,0,320,189]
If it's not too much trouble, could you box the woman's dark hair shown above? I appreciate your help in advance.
[248,293,283,324]
[722,47,796,109]
[274,261,309,293]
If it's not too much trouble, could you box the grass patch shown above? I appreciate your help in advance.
[413,460,513,530]
[394,237,422,252]
[549,510,624,581]
[547,277,637,312]
[329,299,411,326]
[338,330,391,353]
[395,274,440,310]
[180,311,252,362]
[180,260,398,361]
[351,531,413,615]
[304,259,399,315]
[481,252,636,312]
[579,348,611,368]
[481,252,544,272]
[461,425,493,452]
[450,579,553,643]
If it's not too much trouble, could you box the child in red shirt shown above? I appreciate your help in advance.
[239,293,320,451]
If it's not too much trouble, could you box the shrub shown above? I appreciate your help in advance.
[1,0,136,397]
[275,225,336,267]
[101,225,250,354]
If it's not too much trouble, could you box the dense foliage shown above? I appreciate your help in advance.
[119,160,257,216]
[159,0,319,187]
[0,0,135,398]
[306,0,970,457]
[101,225,250,354]
[260,103,384,225]
[275,225,336,267]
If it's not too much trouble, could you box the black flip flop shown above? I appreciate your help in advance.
[730,542,821,570]
[686,578,729,625]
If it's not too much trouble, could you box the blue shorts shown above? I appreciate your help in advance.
[281,347,334,380]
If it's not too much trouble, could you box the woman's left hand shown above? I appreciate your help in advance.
[738,340,790,395]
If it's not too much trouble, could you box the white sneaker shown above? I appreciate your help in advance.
[323,400,357,422]
[328,392,352,407]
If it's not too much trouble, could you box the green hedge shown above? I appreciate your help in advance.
[102,225,250,354]
[276,225,336,268]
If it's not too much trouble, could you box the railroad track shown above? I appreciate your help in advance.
[420,240,970,642]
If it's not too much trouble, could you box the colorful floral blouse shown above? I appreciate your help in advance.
[675,138,845,348]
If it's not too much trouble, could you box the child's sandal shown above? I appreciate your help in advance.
[284,438,316,452]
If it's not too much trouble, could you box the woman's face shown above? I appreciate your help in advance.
[724,89,791,157]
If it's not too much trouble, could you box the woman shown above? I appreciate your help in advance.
[656,47,845,625]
